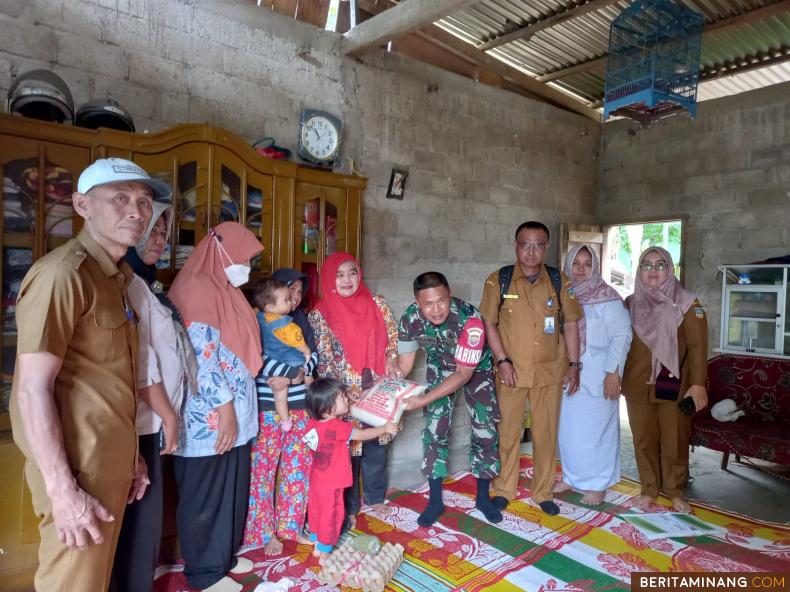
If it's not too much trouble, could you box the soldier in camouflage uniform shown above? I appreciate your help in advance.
[398,272,502,527]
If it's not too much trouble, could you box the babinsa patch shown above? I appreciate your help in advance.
[694,306,704,319]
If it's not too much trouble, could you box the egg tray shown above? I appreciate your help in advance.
[317,539,405,592]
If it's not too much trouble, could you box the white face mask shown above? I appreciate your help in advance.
[214,235,250,288]
[225,263,251,288]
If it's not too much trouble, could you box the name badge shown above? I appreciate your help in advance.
[503,294,518,299]
[544,316,555,334]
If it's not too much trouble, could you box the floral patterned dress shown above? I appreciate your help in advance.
[308,294,399,455]
[174,321,258,457]
[243,353,318,548]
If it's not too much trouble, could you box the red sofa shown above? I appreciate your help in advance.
[690,354,790,469]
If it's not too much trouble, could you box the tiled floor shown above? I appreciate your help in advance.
[619,398,790,524]
[518,399,790,524]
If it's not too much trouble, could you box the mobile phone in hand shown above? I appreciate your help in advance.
[678,396,696,416]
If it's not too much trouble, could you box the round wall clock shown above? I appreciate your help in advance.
[297,109,342,164]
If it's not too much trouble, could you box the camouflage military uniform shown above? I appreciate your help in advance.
[398,297,500,479]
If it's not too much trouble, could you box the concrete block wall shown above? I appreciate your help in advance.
[0,0,600,487]
[597,81,790,351]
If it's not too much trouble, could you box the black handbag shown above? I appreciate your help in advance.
[654,366,681,401]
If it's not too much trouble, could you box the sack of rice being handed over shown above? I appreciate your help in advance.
[351,377,426,427]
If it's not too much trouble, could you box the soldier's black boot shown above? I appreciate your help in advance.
[476,478,503,523]
[417,478,445,527]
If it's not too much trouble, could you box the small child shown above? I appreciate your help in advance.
[304,378,398,561]
[253,278,314,432]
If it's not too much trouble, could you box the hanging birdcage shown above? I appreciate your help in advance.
[603,0,704,125]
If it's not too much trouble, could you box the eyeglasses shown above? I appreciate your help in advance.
[516,241,548,252]
[639,261,669,272]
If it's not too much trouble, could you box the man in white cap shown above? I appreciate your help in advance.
[10,158,169,591]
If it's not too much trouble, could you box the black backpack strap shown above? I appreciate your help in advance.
[498,265,514,310]
[545,264,565,333]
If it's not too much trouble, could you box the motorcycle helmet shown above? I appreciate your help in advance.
[7,69,74,124]
[76,98,135,132]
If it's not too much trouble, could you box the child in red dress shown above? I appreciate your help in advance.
[304,378,398,560]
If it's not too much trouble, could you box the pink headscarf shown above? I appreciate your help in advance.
[168,222,263,376]
[628,246,696,383]
[563,245,622,355]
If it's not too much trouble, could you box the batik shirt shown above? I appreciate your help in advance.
[398,297,493,385]
[174,321,258,457]
[308,293,399,453]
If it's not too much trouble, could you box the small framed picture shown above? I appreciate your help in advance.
[386,168,408,200]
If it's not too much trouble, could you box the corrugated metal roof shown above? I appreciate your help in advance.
[697,59,790,98]
[257,0,790,112]
[436,0,790,106]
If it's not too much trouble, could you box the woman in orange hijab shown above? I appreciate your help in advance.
[308,253,400,527]
[168,222,262,592]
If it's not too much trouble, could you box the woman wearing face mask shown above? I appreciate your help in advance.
[308,253,400,527]
[168,222,263,592]
[555,245,632,506]
[622,247,708,514]
[110,203,198,592]
[243,268,319,555]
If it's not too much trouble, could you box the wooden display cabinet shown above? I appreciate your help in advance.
[0,114,365,590]
[293,169,363,307]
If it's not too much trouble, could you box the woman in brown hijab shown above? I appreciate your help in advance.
[621,247,708,513]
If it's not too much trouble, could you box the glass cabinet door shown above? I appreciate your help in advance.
[293,182,348,305]
[211,148,275,274]
[133,144,209,273]
[244,169,274,276]
[0,137,90,417]
[725,287,782,353]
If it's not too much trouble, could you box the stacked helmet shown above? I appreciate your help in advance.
[7,69,74,124]
[76,97,135,132]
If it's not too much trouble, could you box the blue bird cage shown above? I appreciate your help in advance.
[603,0,703,124]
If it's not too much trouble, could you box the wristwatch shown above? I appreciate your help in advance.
[495,357,513,367]
[568,361,583,370]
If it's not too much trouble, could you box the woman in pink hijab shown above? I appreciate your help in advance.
[621,247,708,514]
[168,222,263,591]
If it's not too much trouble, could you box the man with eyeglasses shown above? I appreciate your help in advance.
[479,221,583,515]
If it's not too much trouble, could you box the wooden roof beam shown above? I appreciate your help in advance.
[537,0,790,82]
[355,0,600,122]
[343,0,482,56]
[478,0,623,51]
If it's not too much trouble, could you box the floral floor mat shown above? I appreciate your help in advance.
[156,454,790,591]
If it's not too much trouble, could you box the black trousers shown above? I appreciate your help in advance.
[172,443,251,590]
[110,433,162,592]
[345,440,388,515]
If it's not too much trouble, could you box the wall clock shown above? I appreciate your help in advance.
[297,109,342,164]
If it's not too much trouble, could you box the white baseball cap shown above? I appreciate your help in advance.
[77,157,171,200]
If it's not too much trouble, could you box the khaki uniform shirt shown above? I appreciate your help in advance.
[10,229,138,481]
[622,299,708,403]
[480,264,583,388]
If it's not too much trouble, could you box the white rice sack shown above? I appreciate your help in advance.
[351,377,427,427]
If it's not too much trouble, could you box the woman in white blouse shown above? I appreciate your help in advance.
[555,245,632,505]
[110,202,197,592]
